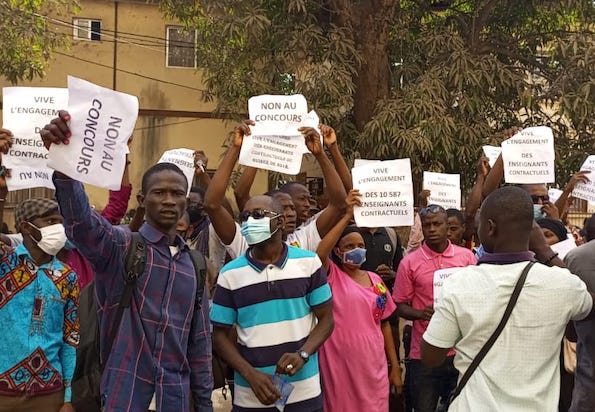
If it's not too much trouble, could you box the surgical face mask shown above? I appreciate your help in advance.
[29,223,67,256]
[343,247,367,266]
[533,204,546,220]
[240,216,279,245]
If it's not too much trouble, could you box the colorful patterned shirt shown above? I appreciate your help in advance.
[0,243,79,402]
[54,178,213,412]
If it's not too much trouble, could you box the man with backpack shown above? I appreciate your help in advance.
[41,111,213,412]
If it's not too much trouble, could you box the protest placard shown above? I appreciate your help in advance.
[158,148,195,195]
[572,156,595,204]
[47,76,139,190]
[548,188,563,204]
[550,236,577,260]
[6,167,55,191]
[482,145,502,168]
[501,126,555,184]
[239,94,308,174]
[433,267,462,306]
[423,172,461,209]
[2,87,69,190]
[353,159,381,168]
[352,158,414,227]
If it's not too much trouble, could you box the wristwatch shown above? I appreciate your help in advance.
[297,350,310,363]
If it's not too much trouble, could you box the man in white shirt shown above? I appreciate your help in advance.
[421,186,594,412]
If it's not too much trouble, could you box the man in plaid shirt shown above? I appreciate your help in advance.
[41,111,213,412]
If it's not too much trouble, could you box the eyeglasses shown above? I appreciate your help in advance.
[531,195,549,203]
[238,208,280,222]
[419,204,446,217]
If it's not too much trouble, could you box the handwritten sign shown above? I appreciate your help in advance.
[423,172,461,209]
[433,267,462,306]
[47,76,139,190]
[158,148,195,195]
[2,87,69,190]
[501,127,555,184]
[239,94,308,174]
[352,159,414,227]
[482,145,502,168]
[572,156,595,204]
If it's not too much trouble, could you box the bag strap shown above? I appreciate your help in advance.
[103,232,146,366]
[188,249,207,309]
[449,261,535,402]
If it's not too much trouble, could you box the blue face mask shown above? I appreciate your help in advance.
[240,216,279,245]
[533,204,546,220]
[343,247,367,266]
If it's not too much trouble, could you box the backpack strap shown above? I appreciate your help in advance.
[103,232,146,367]
[188,249,207,308]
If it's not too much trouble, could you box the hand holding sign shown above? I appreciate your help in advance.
[194,150,208,175]
[40,110,71,149]
[0,129,13,154]
[345,189,362,220]
[299,126,323,155]
[232,120,254,148]
[320,124,337,147]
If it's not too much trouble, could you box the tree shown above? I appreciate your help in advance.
[0,0,78,83]
[161,0,595,190]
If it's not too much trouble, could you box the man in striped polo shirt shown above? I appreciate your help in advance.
[211,194,334,412]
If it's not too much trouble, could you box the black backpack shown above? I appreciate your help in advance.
[71,233,206,412]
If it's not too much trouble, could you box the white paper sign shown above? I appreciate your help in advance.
[158,148,195,195]
[572,156,595,204]
[482,145,502,168]
[6,167,55,191]
[433,267,462,306]
[423,172,461,209]
[2,87,69,190]
[47,76,139,190]
[548,188,563,204]
[352,158,414,227]
[301,110,323,154]
[501,126,555,184]
[353,159,381,168]
[550,236,577,260]
[239,94,308,174]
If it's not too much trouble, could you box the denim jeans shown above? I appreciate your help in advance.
[407,356,458,412]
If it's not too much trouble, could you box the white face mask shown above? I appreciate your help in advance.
[29,223,67,256]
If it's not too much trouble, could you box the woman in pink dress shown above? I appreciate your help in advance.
[317,190,402,411]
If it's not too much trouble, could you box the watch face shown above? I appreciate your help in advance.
[300,351,309,361]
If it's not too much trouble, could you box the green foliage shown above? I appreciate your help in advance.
[0,0,78,83]
[161,0,595,191]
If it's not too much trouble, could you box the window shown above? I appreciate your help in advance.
[73,18,101,41]
[166,26,197,68]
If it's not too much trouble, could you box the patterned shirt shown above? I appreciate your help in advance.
[54,178,213,412]
[211,244,332,411]
[0,243,79,402]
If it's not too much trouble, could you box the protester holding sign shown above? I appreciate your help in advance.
[315,189,402,412]
[40,111,213,412]
[393,204,476,412]
[204,120,346,260]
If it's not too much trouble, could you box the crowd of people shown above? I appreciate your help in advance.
[0,112,593,412]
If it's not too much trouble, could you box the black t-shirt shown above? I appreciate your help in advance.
[360,227,403,291]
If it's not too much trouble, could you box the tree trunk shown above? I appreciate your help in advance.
[346,1,399,132]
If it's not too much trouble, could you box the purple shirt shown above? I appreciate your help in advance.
[54,178,213,412]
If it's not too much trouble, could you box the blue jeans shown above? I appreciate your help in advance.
[408,356,458,412]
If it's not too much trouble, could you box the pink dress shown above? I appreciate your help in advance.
[319,261,397,412]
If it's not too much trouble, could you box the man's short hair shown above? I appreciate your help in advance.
[482,186,533,233]
[446,208,465,225]
[190,186,205,198]
[279,181,306,194]
[141,163,188,193]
